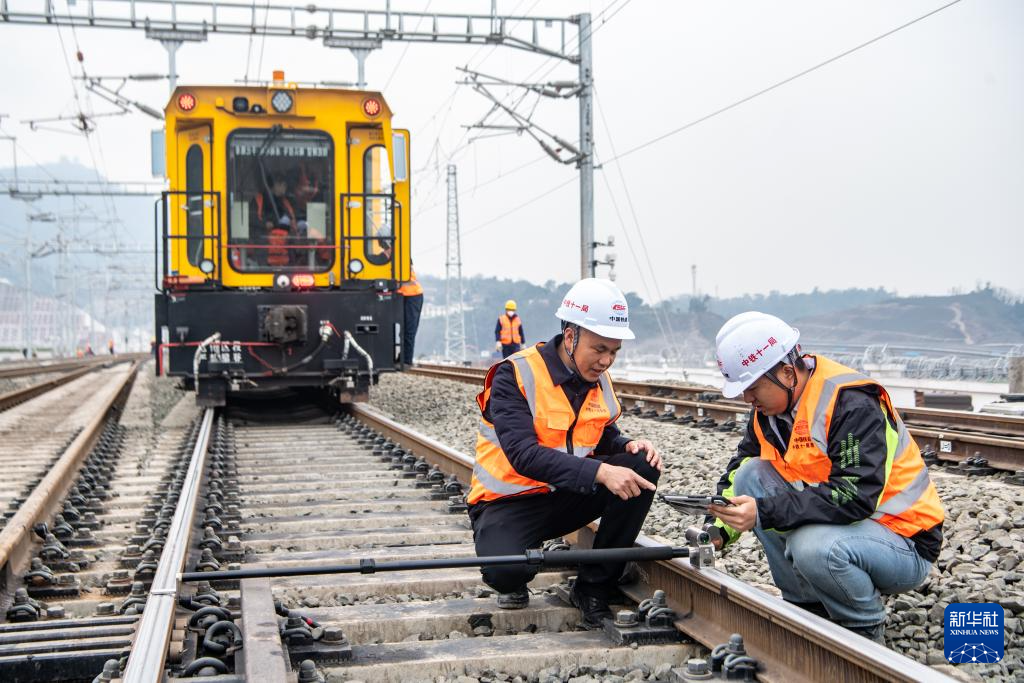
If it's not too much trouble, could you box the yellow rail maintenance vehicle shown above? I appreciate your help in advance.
[154,72,411,406]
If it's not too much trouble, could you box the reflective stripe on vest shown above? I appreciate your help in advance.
[751,355,944,539]
[468,343,621,504]
[499,314,522,345]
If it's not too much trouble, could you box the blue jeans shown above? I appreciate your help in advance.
[732,458,932,628]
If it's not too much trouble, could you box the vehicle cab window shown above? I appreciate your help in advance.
[226,130,334,272]
[363,144,394,266]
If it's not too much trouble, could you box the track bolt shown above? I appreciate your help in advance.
[680,658,713,680]
[297,659,324,683]
[322,626,346,643]
[97,659,120,682]
[614,610,639,627]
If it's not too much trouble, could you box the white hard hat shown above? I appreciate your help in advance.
[715,311,800,398]
[556,278,635,340]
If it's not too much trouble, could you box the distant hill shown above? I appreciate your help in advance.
[414,279,1024,361]
[793,288,1024,349]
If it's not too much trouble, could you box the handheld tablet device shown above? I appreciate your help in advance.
[659,493,735,515]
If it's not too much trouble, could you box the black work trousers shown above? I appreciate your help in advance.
[468,452,660,599]
[500,343,522,358]
[402,293,423,365]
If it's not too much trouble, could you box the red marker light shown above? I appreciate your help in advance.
[292,274,315,288]
[177,93,197,112]
[362,97,382,117]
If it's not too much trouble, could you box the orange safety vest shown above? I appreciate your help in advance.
[397,267,423,296]
[267,228,290,266]
[498,313,522,345]
[468,343,622,505]
[751,355,944,540]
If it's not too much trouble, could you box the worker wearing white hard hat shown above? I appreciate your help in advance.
[468,278,662,629]
[705,312,944,644]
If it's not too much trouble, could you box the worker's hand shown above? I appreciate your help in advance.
[596,463,657,500]
[709,495,758,533]
[494,342,502,352]
[625,439,662,472]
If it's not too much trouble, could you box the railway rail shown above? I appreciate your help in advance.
[0,354,148,413]
[0,354,146,380]
[410,364,1024,473]
[0,353,970,682]
[0,381,956,682]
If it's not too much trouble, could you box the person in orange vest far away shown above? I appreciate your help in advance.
[108,339,115,355]
[705,312,944,645]
[468,278,663,629]
[494,299,525,358]
[396,261,423,365]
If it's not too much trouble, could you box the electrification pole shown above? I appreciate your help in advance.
[577,13,595,279]
[444,165,467,363]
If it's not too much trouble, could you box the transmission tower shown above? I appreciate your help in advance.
[444,165,467,363]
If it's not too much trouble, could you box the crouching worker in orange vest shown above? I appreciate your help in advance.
[706,312,944,645]
[468,278,663,629]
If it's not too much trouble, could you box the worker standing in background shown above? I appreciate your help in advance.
[397,262,423,366]
[494,300,525,358]
[705,312,944,644]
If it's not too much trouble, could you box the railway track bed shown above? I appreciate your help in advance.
[375,370,1024,682]
[0,368,1013,681]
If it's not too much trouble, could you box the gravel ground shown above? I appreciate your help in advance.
[370,372,1024,682]
[0,370,68,394]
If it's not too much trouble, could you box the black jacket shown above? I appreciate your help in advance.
[479,335,632,496]
[709,384,942,562]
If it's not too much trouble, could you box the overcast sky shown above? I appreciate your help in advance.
[2,0,1021,302]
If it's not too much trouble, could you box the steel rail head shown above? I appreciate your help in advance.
[122,407,216,683]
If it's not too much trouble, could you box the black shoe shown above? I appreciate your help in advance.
[496,588,529,610]
[846,622,885,645]
[570,585,613,630]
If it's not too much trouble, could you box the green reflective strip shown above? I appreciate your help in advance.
[878,415,899,508]
[714,456,752,546]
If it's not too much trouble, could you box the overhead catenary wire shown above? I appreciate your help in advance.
[594,149,676,356]
[602,0,964,168]
[593,87,681,357]
[412,0,635,224]
[417,173,578,255]
[422,0,962,293]
[381,0,435,92]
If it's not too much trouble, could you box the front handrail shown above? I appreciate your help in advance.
[339,191,405,283]
[155,190,223,291]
